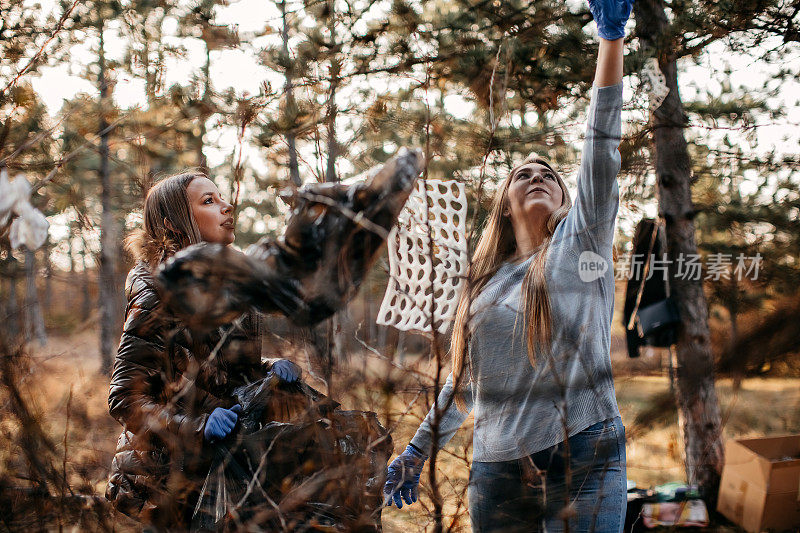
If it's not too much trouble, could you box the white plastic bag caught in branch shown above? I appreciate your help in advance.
[0,167,29,227]
[0,168,50,250]
[9,203,49,250]
[377,178,468,334]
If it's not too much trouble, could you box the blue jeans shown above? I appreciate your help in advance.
[468,416,626,533]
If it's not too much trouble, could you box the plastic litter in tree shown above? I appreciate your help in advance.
[377,178,468,334]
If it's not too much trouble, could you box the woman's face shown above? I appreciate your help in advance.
[505,162,563,226]
[186,177,235,245]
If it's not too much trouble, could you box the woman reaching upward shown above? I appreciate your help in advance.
[384,1,634,531]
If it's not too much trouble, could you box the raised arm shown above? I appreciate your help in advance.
[595,37,624,88]
[591,0,629,85]
[563,2,631,253]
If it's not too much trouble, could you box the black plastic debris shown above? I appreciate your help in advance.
[157,148,423,332]
[191,373,392,532]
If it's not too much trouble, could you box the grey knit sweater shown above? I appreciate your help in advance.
[410,82,624,462]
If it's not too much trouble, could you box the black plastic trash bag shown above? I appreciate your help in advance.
[157,148,423,332]
[191,373,392,532]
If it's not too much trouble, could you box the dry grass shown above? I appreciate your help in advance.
[0,329,140,530]
[617,375,800,487]
[3,328,799,531]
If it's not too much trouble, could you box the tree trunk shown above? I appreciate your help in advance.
[24,248,47,345]
[2,254,20,340]
[324,0,345,365]
[325,0,339,184]
[43,235,51,312]
[68,232,76,320]
[98,26,118,374]
[80,236,91,322]
[280,0,301,186]
[725,281,739,350]
[197,46,211,174]
[634,0,724,503]
[143,34,154,102]
[729,305,738,348]
[363,291,372,347]
[67,233,75,274]
[324,76,339,182]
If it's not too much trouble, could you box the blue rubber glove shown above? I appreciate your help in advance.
[588,0,635,41]
[203,405,242,442]
[271,359,301,383]
[383,445,427,509]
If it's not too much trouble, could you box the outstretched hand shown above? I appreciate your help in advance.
[383,445,427,509]
[588,0,635,41]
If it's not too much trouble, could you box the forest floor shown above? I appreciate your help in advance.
[5,327,798,531]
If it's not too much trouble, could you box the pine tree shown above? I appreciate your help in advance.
[631,0,800,501]
[177,0,240,174]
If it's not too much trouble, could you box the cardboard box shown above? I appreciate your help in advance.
[717,434,800,532]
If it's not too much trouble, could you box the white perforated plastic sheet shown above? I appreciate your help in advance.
[642,57,669,111]
[377,179,468,334]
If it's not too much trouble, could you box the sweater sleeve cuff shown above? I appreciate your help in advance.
[409,431,433,457]
[407,442,427,458]
[591,81,623,110]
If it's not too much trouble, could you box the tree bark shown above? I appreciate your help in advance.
[634,0,724,503]
[280,0,301,186]
[323,0,345,366]
[68,232,77,319]
[197,45,211,175]
[24,248,47,345]
[325,0,339,184]
[43,235,51,312]
[98,25,118,374]
[2,254,20,340]
[67,232,75,274]
[728,299,738,348]
[80,236,91,322]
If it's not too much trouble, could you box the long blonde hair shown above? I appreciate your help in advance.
[451,154,572,411]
